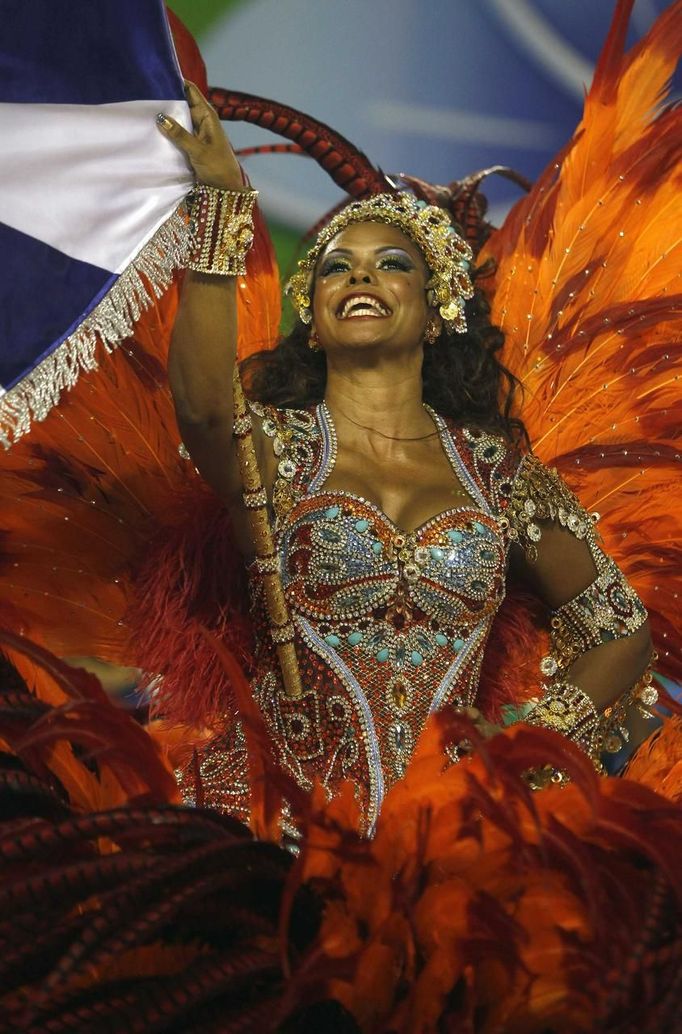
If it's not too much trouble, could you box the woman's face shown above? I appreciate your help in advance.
[312,221,433,356]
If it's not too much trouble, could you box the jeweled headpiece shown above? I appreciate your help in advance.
[285,192,475,334]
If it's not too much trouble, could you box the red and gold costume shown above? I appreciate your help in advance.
[185,400,650,831]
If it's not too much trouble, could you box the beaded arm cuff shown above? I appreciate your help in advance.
[507,454,599,564]
[525,681,601,759]
[597,663,659,753]
[526,664,659,767]
[542,559,648,677]
[188,185,258,276]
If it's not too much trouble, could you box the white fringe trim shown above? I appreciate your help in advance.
[0,203,193,449]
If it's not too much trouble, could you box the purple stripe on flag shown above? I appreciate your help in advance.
[0,223,113,390]
[1,0,183,105]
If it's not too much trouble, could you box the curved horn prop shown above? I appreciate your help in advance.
[400,167,531,251]
[208,89,532,254]
[234,143,306,158]
[208,87,391,199]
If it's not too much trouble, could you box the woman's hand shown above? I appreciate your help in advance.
[156,81,244,191]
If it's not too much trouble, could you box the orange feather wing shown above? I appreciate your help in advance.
[0,209,280,667]
[481,0,682,683]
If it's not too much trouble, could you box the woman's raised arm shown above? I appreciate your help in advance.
[157,82,252,508]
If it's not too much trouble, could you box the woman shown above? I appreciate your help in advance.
[157,84,655,833]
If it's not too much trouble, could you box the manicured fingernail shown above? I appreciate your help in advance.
[156,113,171,128]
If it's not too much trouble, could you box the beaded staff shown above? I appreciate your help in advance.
[232,368,303,700]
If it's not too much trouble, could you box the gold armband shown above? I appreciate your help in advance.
[507,454,597,563]
[540,559,648,679]
[525,680,601,760]
[188,185,258,276]
[525,663,660,770]
[596,661,659,754]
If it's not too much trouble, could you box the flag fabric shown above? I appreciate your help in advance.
[0,0,194,446]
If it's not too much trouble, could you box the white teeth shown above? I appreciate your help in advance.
[346,307,381,318]
[338,295,390,319]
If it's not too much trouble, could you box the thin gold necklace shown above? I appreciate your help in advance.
[328,403,440,442]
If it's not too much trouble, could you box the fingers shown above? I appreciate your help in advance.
[156,112,198,157]
[157,83,242,189]
[156,82,215,152]
[184,80,209,109]
[183,80,218,134]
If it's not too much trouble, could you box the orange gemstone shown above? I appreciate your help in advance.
[392,683,408,709]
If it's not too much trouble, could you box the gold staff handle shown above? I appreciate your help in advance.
[232,368,303,700]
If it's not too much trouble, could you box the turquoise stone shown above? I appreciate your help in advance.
[324,505,340,519]
[354,518,370,532]
[430,546,444,561]
[447,530,463,543]
[371,540,383,554]
[410,651,423,666]
[473,521,486,534]
[347,631,363,646]
[375,647,390,662]
[324,634,340,648]
[453,637,465,651]
[435,633,448,647]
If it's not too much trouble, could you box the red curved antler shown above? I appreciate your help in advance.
[208,89,531,254]
[400,167,531,251]
[208,87,391,199]
[234,143,306,158]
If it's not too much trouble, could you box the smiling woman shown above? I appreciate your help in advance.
[157,83,658,833]
[242,220,527,447]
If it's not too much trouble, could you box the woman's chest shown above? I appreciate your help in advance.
[322,445,477,535]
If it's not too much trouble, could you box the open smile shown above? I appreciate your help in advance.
[336,294,392,319]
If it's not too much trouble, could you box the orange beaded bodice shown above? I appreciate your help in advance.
[244,403,521,832]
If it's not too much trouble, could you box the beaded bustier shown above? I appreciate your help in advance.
[244,403,520,832]
[179,404,649,830]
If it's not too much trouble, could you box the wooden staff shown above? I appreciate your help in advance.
[232,368,302,699]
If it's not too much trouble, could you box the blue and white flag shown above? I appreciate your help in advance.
[0,0,194,446]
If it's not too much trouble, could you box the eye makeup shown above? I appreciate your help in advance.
[376,249,414,271]
[318,246,415,277]
[319,255,351,276]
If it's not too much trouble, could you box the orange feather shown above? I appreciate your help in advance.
[481,0,682,684]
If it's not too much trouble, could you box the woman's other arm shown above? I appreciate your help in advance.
[508,456,655,756]
[515,520,653,711]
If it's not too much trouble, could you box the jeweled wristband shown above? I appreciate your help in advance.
[188,185,258,276]
[525,681,600,759]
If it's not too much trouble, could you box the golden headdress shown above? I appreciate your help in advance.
[285,192,474,334]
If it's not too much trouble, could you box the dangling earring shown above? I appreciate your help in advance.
[424,314,441,344]
[308,327,321,351]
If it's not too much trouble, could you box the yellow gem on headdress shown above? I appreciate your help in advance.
[440,301,461,321]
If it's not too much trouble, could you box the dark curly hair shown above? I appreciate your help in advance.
[240,262,529,449]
